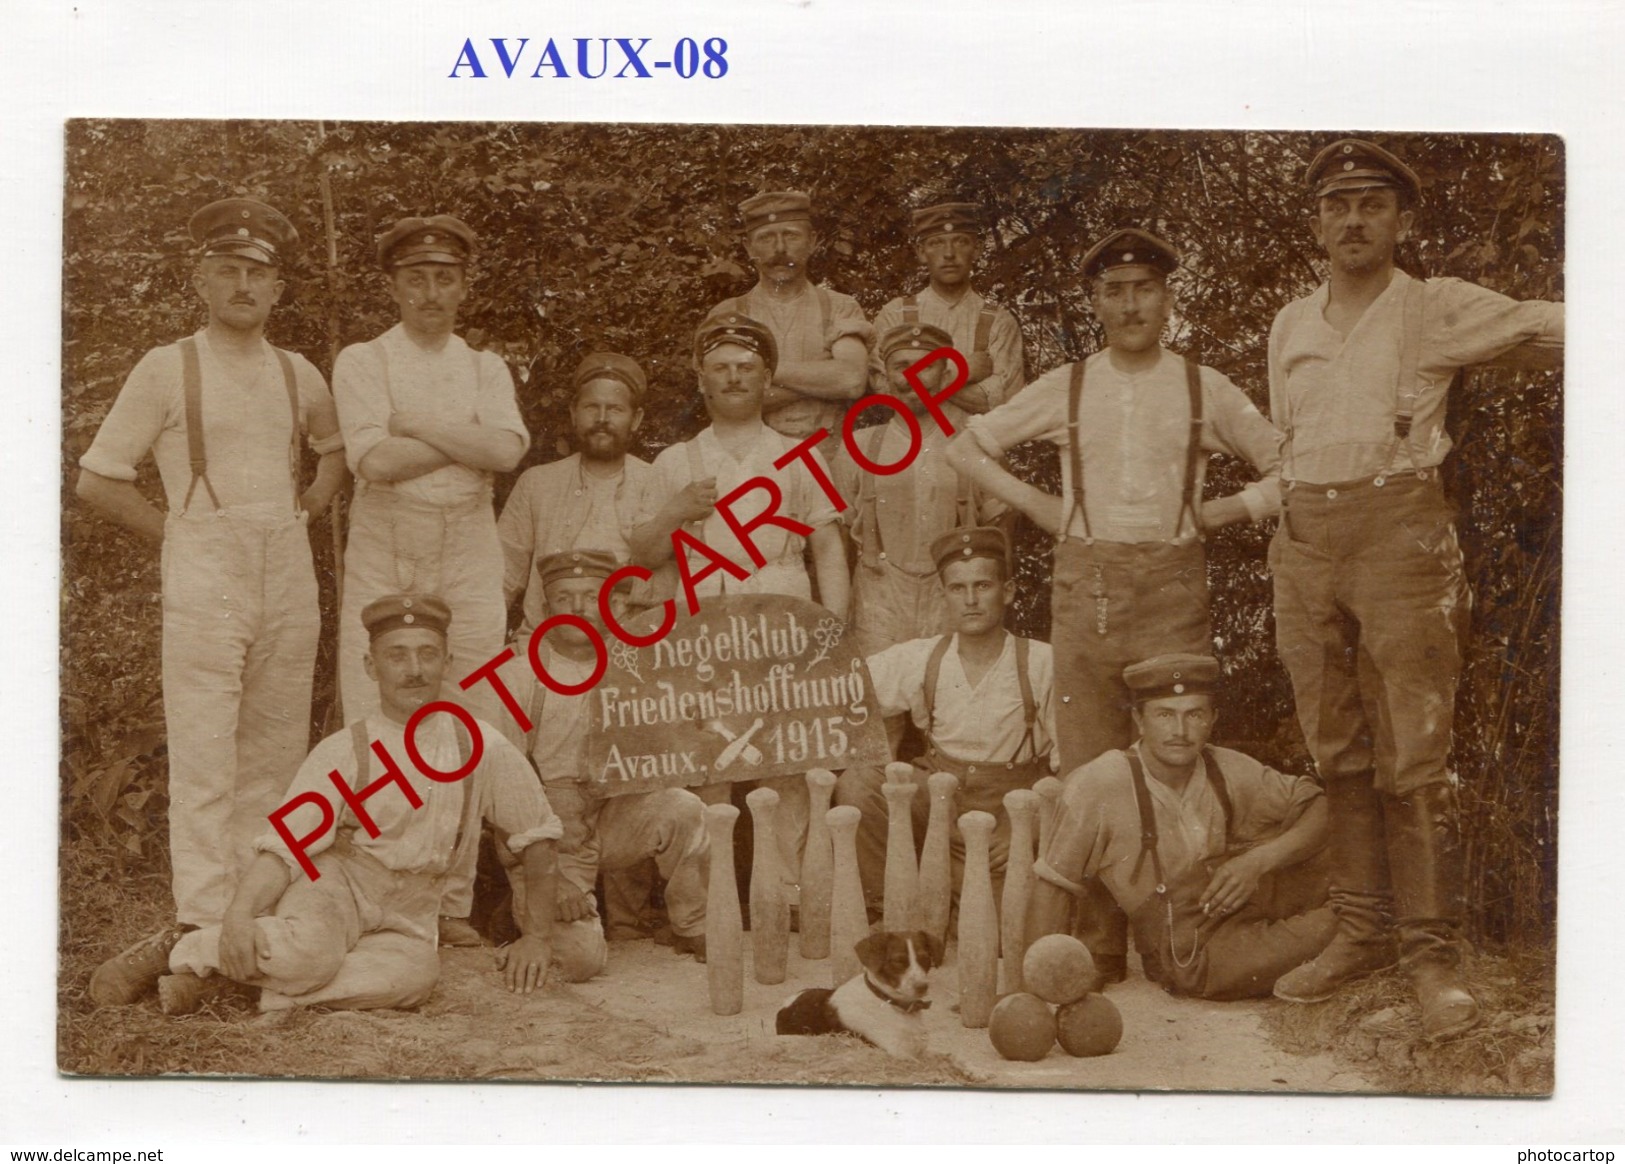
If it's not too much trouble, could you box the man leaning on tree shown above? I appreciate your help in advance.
[1265,139,1564,1040]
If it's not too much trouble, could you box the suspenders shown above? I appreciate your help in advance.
[178,335,300,516]
[854,424,979,573]
[350,718,478,856]
[899,293,998,355]
[1065,355,1204,543]
[1124,745,1232,893]
[921,634,1039,764]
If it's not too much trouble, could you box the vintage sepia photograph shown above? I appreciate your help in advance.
[58,120,1562,1096]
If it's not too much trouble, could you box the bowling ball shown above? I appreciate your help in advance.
[1056,994,1123,1057]
[1022,934,1097,1005]
[988,993,1056,1061]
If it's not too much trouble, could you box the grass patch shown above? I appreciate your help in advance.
[1260,946,1554,1096]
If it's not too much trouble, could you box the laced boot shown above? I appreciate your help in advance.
[1385,783,1480,1041]
[88,925,193,1007]
[1274,771,1399,1003]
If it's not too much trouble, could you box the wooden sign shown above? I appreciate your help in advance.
[584,594,888,798]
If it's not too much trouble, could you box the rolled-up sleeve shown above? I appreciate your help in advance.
[79,347,175,482]
[333,342,392,474]
[826,294,874,352]
[967,363,1071,453]
[1203,369,1285,522]
[475,350,531,454]
[479,733,564,854]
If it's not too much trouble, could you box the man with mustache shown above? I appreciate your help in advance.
[79,199,348,1003]
[631,313,849,913]
[495,352,668,939]
[333,215,530,949]
[946,228,1285,982]
[705,190,872,444]
[1265,140,1564,1039]
[870,202,1025,415]
[1027,654,1336,1001]
[498,352,657,640]
[97,593,603,1015]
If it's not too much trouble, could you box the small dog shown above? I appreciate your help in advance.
[775,930,943,1058]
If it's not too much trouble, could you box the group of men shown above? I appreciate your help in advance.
[78,137,1561,1045]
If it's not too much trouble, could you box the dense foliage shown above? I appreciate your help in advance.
[60,121,1562,946]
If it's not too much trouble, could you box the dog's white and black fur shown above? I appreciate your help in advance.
[775,930,943,1058]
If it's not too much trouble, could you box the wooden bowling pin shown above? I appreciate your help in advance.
[800,768,838,960]
[1000,789,1039,995]
[1034,775,1064,856]
[884,761,917,786]
[827,805,867,986]
[704,803,744,1016]
[915,771,957,946]
[881,780,919,932]
[957,810,998,1029]
[745,787,789,985]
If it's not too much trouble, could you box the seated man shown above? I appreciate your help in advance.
[1026,654,1337,1000]
[90,593,605,1014]
[835,526,1057,914]
[488,549,710,961]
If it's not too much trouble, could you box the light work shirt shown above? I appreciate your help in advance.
[871,285,1025,408]
[969,347,1283,543]
[334,324,529,506]
[865,632,1057,769]
[80,331,341,517]
[1268,270,1564,484]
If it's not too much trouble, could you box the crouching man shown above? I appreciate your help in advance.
[1026,654,1337,1000]
[488,550,710,961]
[91,593,605,1014]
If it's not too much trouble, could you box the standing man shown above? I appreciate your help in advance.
[833,323,1005,660]
[497,351,658,640]
[946,227,1284,980]
[835,527,1057,915]
[871,201,1025,414]
[1266,140,1564,1039]
[1027,655,1336,1001]
[78,198,347,969]
[706,190,872,443]
[90,593,604,1014]
[490,551,710,962]
[630,313,850,907]
[334,214,530,948]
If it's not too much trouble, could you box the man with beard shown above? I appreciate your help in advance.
[1266,139,1563,1039]
[80,199,348,1001]
[497,351,657,639]
[333,215,530,947]
[946,227,1284,982]
[705,190,872,443]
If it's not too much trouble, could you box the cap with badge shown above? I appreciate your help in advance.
[536,549,627,588]
[189,198,298,267]
[911,202,983,238]
[930,526,1011,575]
[1122,653,1221,701]
[573,351,647,402]
[361,593,452,641]
[1307,138,1422,204]
[739,190,813,234]
[694,313,779,370]
[878,322,956,362]
[376,214,477,270]
[1081,227,1181,281]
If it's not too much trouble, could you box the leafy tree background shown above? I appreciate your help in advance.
[60,121,1561,948]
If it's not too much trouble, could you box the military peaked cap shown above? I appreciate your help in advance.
[376,215,477,269]
[362,593,452,641]
[1123,653,1221,700]
[1307,139,1422,204]
[1081,227,1181,280]
[189,198,298,266]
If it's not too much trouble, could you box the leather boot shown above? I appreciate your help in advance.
[1384,783,1480,1041]
[1273,770,1399,1003]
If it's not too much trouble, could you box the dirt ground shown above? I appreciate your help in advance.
[63,929,1372,1090]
